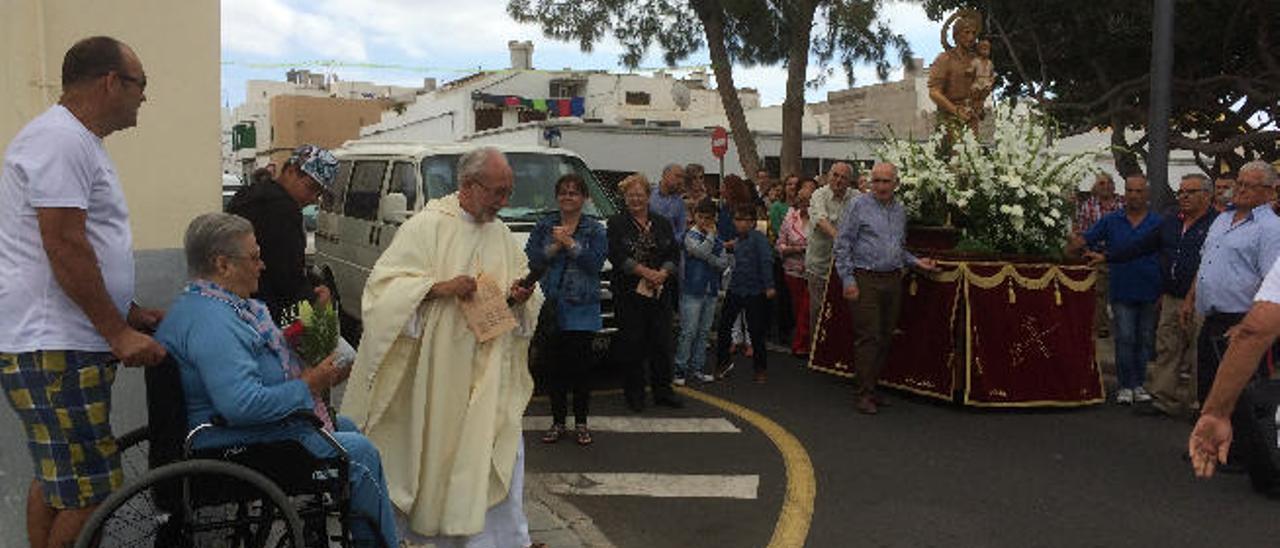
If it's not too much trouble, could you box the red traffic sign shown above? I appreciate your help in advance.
[711,126,728,158]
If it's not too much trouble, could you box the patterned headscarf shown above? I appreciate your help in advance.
[288,144,338,195]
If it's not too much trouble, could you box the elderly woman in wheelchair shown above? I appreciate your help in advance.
[151,212,398,547]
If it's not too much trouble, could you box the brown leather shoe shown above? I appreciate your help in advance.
[753,371,767,384]
[855,396,878,415]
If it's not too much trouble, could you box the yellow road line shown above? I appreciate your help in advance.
[676,386,816,548]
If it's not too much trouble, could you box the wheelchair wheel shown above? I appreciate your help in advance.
[75,459,306,548]
[116,426,150,480]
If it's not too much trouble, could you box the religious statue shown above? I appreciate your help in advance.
[928,9,990,137]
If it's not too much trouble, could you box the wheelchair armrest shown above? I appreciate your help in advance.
[182,409,349,460]
[286,409,326,429]
[288,410,350,460]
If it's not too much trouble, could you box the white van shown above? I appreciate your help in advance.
[313,141,618,340]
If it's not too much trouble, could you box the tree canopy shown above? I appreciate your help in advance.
[508,0,912,179]
[923,0,1279,177]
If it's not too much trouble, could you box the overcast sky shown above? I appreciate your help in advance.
[220,0,944,108]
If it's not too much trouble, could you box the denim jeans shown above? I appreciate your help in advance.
[306,416,399,547]
[675,294,717,378]
[1112,300,1157,390]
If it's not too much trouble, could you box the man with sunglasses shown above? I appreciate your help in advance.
[0,36,165,548]
[226,144,338,324]
[1087,174,1217,417]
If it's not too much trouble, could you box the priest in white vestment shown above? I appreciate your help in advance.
[341,148,543,548]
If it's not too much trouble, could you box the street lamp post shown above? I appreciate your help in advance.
[1147,0,1175,212]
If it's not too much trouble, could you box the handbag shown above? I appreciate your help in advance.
[534,259,568,344]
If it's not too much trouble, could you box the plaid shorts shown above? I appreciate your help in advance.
[0,350,122,509]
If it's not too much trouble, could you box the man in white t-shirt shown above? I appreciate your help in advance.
[0,36,165,548]
[1189,162,1280,479]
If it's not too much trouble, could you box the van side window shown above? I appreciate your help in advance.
[344,161,388,221]
[421,155,460,199]
[323,160,352,213]
[389,162,418,210]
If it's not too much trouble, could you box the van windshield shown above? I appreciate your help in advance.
[421,153,617,222]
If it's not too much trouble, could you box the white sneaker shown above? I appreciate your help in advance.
[673,377,687,387]
[1115,388,1134,404]
[1133,387,1153,403]
[696,373,715,383]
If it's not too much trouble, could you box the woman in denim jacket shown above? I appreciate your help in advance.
[526,174,608,446]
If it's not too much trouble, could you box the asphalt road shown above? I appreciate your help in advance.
[526,350,1280,548]
[6,348,1280,547]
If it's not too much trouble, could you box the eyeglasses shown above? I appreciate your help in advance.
[1236,180,1274,192]
[870,177,896,184]
[1175,189,1206,197]
[225,252,263,264]
[476,181,513,199]
[116,72,147,92]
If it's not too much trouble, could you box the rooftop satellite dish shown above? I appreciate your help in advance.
[671,82,691,110]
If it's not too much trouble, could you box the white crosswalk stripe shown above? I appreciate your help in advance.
[533,473,759,499]
[522,415,740,433]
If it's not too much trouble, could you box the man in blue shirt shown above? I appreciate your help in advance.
[650,163,688,247]
[1082,175,1162,404]
[1089,174,1216,416]
[833,162,939,415]
[1183,161,1280,404]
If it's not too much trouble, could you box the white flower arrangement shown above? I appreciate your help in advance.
[876,103,1099,256]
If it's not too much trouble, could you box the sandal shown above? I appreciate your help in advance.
[575,425,593,446]
[541,424,566,444]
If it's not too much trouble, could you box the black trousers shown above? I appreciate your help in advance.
[717,293,769,373]
[547,331,595,426]
[1198,312,1248,403]
[772,259,793,344]
[616,294,676,405]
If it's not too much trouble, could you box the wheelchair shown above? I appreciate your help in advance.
[74,356,375,548]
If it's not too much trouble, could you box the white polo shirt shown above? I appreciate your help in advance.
[0,105,135,353]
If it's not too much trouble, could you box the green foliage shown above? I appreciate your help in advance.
[921,0,1280,172]
[507,0,912,87]
[814,0,914,87]
[296,300,339,367]
[507,0,705,69]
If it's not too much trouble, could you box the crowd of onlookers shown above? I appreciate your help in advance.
[1069,164,1280,483]
[533,156,947,431]
[6,34,1279,548]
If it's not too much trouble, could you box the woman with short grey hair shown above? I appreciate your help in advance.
[183,212,255,278]
[155,212,399,547]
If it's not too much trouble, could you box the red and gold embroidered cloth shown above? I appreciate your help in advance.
[808,259,1104,407]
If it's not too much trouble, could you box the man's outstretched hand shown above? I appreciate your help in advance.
[1188,413,1233,478]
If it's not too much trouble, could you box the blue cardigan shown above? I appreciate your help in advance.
[155,291,316,450]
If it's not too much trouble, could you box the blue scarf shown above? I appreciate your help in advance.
[184,280,333,431]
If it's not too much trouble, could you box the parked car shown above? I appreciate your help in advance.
[313,141,618,347]
[221,173,244,211]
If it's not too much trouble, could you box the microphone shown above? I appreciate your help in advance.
[508,263,548,306]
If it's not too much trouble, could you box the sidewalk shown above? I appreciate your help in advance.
[401,472,614,548]
[523,473,615,548]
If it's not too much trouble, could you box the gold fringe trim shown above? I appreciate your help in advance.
[930,261,1096,292]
